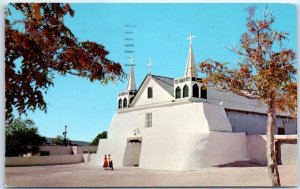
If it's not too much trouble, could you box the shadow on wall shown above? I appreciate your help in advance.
[246,135,267,165]
[203,104,232,132]
[186,132,247,169]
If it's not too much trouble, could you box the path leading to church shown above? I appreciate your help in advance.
[5,163,297,187]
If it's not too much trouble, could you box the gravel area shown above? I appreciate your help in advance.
[5,163,297,187]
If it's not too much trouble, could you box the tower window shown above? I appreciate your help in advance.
[192,84,199,98]
[183,85,189,98]
[201,86,207,99]
[147,87,153,98]
[145,113,152,128]
[175,87,181,99]
[118,99,122,109]
[123,98,127,108]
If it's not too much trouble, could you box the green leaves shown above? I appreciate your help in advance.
[90,131,107,146]
[5,118,46,157]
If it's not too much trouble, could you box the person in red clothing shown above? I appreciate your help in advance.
[103,154,108,170]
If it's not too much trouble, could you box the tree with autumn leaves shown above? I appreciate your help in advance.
[5,3,124,120]
[199,7,296,186]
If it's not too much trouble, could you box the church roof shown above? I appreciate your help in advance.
[127,73,291,117]
[152,75,174,96]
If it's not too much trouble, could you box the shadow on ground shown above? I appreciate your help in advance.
[216,160,266,167]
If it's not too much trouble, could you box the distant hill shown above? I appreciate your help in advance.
[45,137,90,146]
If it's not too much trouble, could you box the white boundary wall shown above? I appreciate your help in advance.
[6,155,84,167]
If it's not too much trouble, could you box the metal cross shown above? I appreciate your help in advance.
[129,55,134,66]
[187,32,196,46]
[147,58,152,74]
[125,55,136,67]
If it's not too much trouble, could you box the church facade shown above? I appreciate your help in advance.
[96,33,297,171]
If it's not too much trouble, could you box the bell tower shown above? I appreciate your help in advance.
[118,56,137,109]
[173,32,207,101]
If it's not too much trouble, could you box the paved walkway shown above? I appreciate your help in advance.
[5,163,297,187]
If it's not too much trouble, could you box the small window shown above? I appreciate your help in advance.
[175,87,181,99]
[123,98,127,108]
[278,127,285,135]
[118,99,122,109]
[145,113,152,128]
[201,86,207,99]
[147,87,153,98]
[183,85,189,98]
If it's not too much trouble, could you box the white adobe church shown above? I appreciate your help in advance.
[96,33,297,171]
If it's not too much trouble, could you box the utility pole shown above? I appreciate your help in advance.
[63,125,67,146]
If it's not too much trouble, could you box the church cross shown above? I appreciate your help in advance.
[147,58,152,74]
[125,55,136,67]
[187,32,196,46]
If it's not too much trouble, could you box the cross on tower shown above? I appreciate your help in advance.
[187,32,196,46]
[147,58,152,74]
[125,55,136,67]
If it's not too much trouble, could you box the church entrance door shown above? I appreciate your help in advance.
[123,137,142,167]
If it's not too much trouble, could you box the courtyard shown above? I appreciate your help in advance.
[5,163,297,187]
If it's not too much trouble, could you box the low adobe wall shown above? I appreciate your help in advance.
[5,155,84,167]
[40,146,73,155]
[40,146,98,155]
[246,135,297,165]
[83,154,98,164]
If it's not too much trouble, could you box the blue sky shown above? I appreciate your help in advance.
[16,3,296,142]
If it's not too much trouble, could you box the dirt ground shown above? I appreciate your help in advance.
[5,163,297,187]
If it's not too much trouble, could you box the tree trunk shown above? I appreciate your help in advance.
[266,91,281,186]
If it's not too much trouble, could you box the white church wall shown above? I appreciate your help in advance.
[203,103,232,132]
[226,110,297,135]
[132,77,173,107]
[145,103,210,134]
[96,102,248,170]
[139,132,248,170]
[139,132,192,170]
[97,102,212,168]
[96,137,128,167]
[246,135,267,164]
[194,132,248,167]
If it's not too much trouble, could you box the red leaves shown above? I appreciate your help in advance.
[32,3,41,20]
[199,7,297,118]
[5,3,124,120]
[65,3,74,17]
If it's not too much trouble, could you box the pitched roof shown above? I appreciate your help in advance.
[128,74,291,117]
[152,75,174,96]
